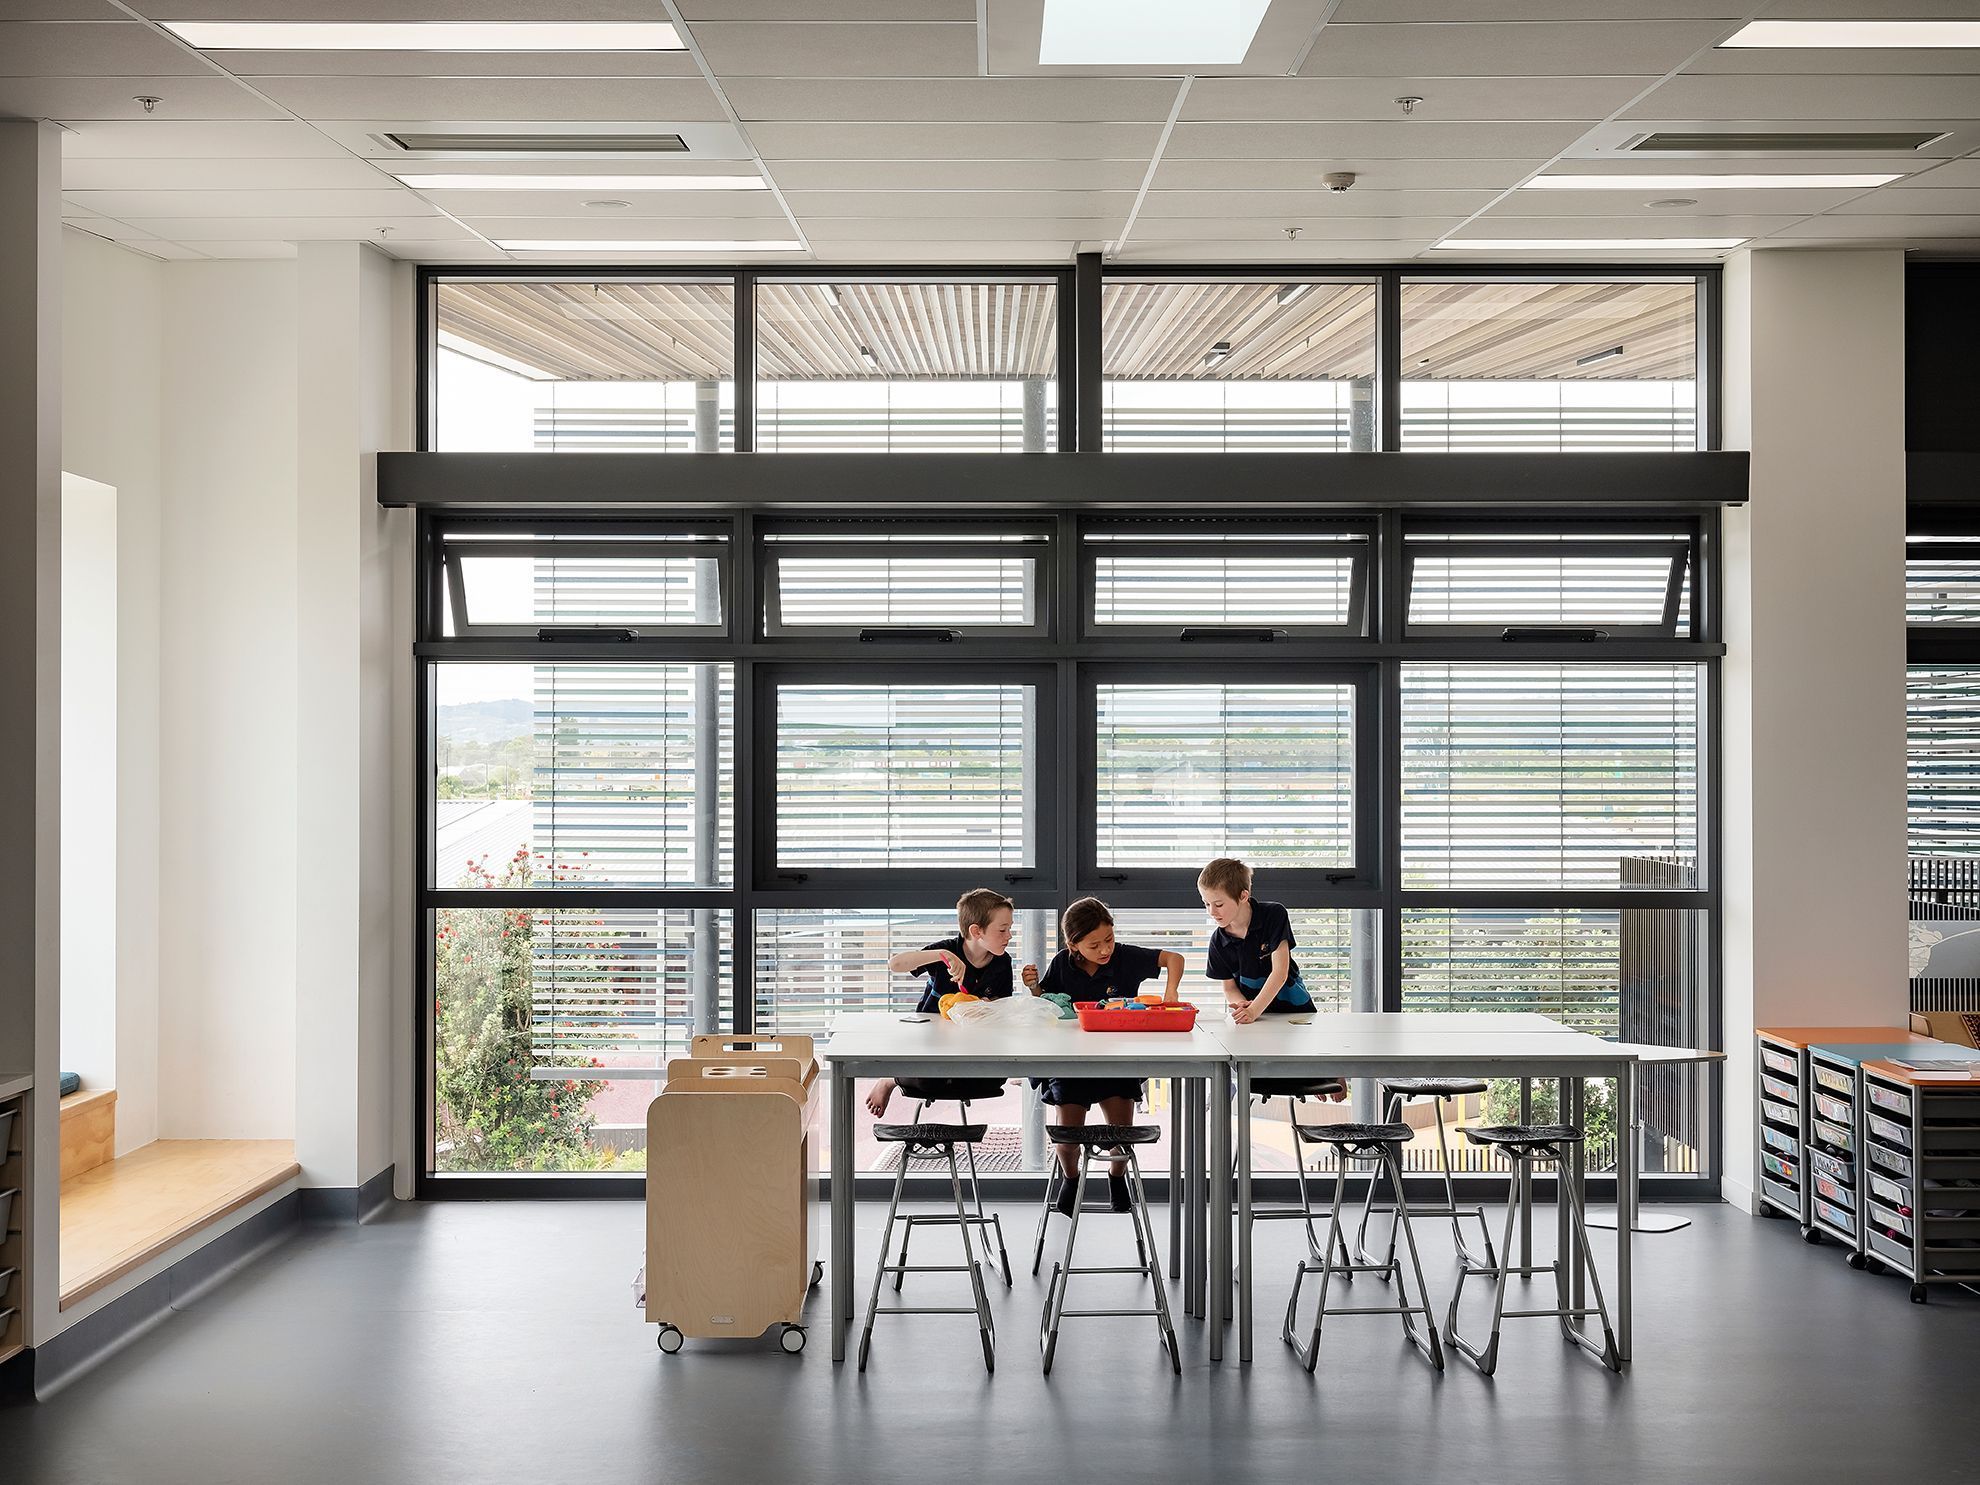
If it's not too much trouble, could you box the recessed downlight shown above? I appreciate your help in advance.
[160,21,683,50]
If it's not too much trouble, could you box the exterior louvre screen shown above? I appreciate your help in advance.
[1095,683,1355,867]
[452,549,722,631]
[1406,548,1683,631]
[1908,667,1980,855]
[772,556,1036,629]
[1907,551,1980,626]
[1093,551,1356,628]
[1400,663,1699,890]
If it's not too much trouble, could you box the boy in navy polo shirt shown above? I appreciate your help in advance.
[1199,857,1316,1023]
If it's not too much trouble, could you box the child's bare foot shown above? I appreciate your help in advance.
[864,1079,896,1118]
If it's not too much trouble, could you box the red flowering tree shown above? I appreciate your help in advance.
[434,847,609,1171]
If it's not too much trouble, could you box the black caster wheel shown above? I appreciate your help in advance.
[779,1324,807,1354]
[1911,1284,1929,1305]
[1757,1203,1779,1220]
[811,1260,825,1289]
[1863,1255,1884,1276]
[1801,1227,1821,1245]
[657,1324,685,1354]
[1845,1251,1868,1270]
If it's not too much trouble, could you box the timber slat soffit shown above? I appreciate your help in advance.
[377,450,1750,511]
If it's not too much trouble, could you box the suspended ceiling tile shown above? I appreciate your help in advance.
[461,215,800,240]
[125,240,210,259]
[1115,239,1437,261]
[0,21,212,74]
[137,214,474,239]
[0,75,282,121]
[1776,213,1980,238]
[679,1,974,16]
[1464,211,1806,236]
[212,49,705,77]
[770,158,1148,190]
[67,187,436,218]
[794,242,1072,262]
[1847,187,1980,214]
[1137,188,1502,218]
[723,78,1180,124]
[690,21,977,77]
[798,217,1128,241]
[3,4,129,16]
[129,0,677,15]
[1124,215,1470,242]
[1298,20,1731,78]
[1183,77,1653,125]
[1332,1,1745,16]
[1150,157,1544,191]
[374,238,510,260]
[57,119,348,155]
[782,188,1136,218]
[423,188,788,218]
[1627,74,1980,120]
[1500,187,1863,216]
[750,121,1164,160]
[249,75,728,122]
[63,154,397,189]
[1166,120,1589,161]
[170,239,297,257]
[1902,160,1980,190]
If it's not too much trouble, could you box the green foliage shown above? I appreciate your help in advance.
[433,848,610,1173]
[1484,1076,1617,1148]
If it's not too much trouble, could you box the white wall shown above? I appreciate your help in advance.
[61,227,163,1156]
[1721,248,1910,1210]
[58,473,117,1098]
[157,260,299,1141]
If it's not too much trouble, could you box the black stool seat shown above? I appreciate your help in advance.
[874,1122,988,1146]
[1380,1076,1488,1097]
[1462,1123,1582,1149]
[1044,1122,1159,1147]
[1251,1077,1347,1099]
[897,1076,1007,1103]
[1293,1121,1412,1147]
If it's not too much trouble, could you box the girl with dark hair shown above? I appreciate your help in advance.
[1021,898,1184,1213]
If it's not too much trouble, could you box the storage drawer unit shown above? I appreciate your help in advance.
[1858,1060,1980,1303]
[0,1081,24,1367]
[1754,1031,1809,1224]
[1806,1046,1863,1249]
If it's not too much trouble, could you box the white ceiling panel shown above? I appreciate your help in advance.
[209,50,705,78]
[1775,214,1980,238]
[1627,75,1980,120]
[1138,188,1502,218]
[1121,215,1470,241]
[1183,77,1653,124]
[788,241,1073,262]
[799,217,1128,240]
[1466,211,1807,236]
[1166,121,1589,161]
[6,4,127,17]
[691,22,978,77]
[57,119,348,156]
[1900,160,1980,190]
[66,187,435,218]
[170,239,297,257]
[1852,188,1980,214]
[1501,187,1866,216]
[137,214,475,239]
[0,75,281,121]
[1298,21,1733,79]
[249,76,728,122]
[1333,1,1744,16]
[0,21,213,74]
[680,0,974,14]
[1116,239,1438,260]
[750,122,1164,159]
[461,215,797,240]
[375,239,509,261]
[723,78,1179,124]
[123,240,209,259]
[129,0,681,16]
[783,188,1135,217]
[770,158,1147,189]
[1150,157,1545,191]
[62,154,395,189]
[61,215,160,243]
[424,189,787,218]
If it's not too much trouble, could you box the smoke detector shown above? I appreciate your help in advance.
[1321,171,1357,193]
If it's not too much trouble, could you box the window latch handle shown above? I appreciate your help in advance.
[538,626,638,642]
[1324,871,1357,884]
[1500,626,1607,643]
[858,627,962,644]
[777,871,810,884]
[1179,626,1286,643]
[1096,872,1129,883]
[1003,872,1033,884]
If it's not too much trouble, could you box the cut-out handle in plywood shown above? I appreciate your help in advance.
[665,1058,809,1105]
[691,1033,814,1062]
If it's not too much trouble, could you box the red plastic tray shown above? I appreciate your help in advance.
[1075,1002,1198,1033]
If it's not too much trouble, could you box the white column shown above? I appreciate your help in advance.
[1721,248,1909,1211]
[294,242,413,1206]
[0,119,63,1348]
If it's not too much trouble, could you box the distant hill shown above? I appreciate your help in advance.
[439,698,532,744]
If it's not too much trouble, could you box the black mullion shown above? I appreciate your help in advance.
[1698,268,1719,454]
[1057,268,1078,453]
[1379,269,1403,452]
[414,517,436,1183]
[733,271,754,453]
[1380,657,1403,1014]
[416,267,435,453]
[1075,251,1103,452]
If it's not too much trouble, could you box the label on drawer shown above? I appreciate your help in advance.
[1762,1098,1799,1129]
[1761,1047,1798,1077]
[1763,1125,1800,1159]
[1762,1151,1797,1183]
[1866,1112,1911,1150]
[1762,1074,1799,1103]
[1867,1141,1913,1179]
[1814,1064,1854,1095]
[1867,1082,1912,1115]
[1812,1117,1854,1154]
[1814,1172,1854,1209]
[1809,1146,1853,1185]
[1814,1196,1856,1234]
[1814,1091,1853,1124]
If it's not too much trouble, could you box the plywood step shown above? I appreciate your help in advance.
[60,1088,116,1181]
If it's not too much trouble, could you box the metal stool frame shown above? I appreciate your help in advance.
[1354,1083,1497,1271]
[1443,1127,1621,1376]
[859,1124,996,1375]
[1039,1129,1179,1376]
[891,1092,1013,1289]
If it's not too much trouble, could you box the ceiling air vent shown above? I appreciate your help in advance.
[1625,130,1947,153]
[383,132,689,153]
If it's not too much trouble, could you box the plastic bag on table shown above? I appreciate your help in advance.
[937,990,982,1020]
[946,994,1066,1027]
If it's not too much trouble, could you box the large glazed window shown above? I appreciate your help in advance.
[1907,539,1980,626]
[762,528,1050,638]
[439,526,727,638]
[433,278,736,452]
[1102,279,1378,451]
[754,278,1060,451]
[1085,525,1369,637]
[1400,280,1698,452]
[1403,530,1692,640]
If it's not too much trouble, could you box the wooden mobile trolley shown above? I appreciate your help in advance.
[646,1035,824,1354]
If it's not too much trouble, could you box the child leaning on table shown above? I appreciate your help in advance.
[1020,896,1184,1214]
[1199,857,1320,1025]
[863,887,1034,1118]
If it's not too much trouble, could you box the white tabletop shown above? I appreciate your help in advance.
[822,1011,1231,1075]
[1261,1011,1576,1036]
[1212,1017,1636,1076]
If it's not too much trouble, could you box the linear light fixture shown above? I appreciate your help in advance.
[1039,0,1270,65]
[1577,345,1626,366]
[496,238,804,252]
[1274,283,1312,306]
[160,21,684,50]
[1431,237,1746,251]
[1721,20,1980,48]
[394,174,767,192]
[1524,172,1902,191]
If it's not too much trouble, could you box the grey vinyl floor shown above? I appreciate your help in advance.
[1,1195,1975,1485]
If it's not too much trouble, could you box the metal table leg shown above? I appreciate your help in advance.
[1183,1081,1201,1319]
[1617,1059,1635,1362]
[1556,1077,1571,1313]
[1570,1077,1587,1321]
[1519,1076,1533,1267]
[831,1067,855,1362]
[1237,1061,1253,1363]
[1169,1082,1182,1283]
[1209,1063,1231,1360]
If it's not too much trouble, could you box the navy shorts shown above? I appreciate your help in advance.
[1033,1076,1145,1108]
